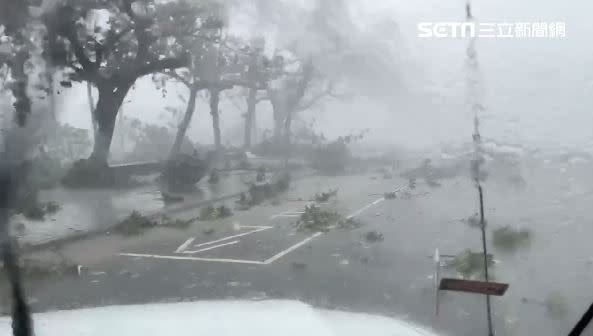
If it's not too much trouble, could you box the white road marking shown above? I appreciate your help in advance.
[270,210,304,220]
[120,253,265,265]
[175,237,195,253]
[125,185,408,264]
[192,226,272,248]
[182,240,239,254]
[264,232,323,264]
[347,198,384,219]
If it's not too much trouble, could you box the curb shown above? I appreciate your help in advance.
[21,171,314,253]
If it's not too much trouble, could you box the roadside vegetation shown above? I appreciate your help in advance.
[314,189,338,202]
[296,204,365,233]
[236,173,291,210]
[447,249,495,279]
[113,211,157,236]
[492,226,532,252]
[199,205,233,221]
[364,230,384,243]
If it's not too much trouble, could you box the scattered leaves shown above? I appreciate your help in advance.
[114,211,157,236]
[383,192,397,199]
[256,165,266,182]
[296,205,341,232]
[314,189,338,203]
[447,249,495,279]
[545,292,567,320]
[364,231,384,243]
[199,205,233,221]
[208,170,220,184]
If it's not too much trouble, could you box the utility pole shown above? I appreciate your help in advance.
[466,1,494,335]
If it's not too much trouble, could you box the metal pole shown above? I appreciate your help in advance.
[478,185,494,336]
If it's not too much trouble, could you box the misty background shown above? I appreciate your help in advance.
[46,0,592,153]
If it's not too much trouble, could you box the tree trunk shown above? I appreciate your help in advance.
[170,86,198,158]
[88,84,129,166]
[209,89,222,152]
[10,48,31,127]
[271,100,283,142]
[47,68,56,123]
[86,82,97,132]
[243,87,257,149]
[283,107,294,166]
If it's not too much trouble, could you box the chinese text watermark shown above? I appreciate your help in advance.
[418,22,566,39]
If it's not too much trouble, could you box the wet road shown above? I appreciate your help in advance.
[3,159,593,336]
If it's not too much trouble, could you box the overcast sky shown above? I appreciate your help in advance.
[55,0,593,152]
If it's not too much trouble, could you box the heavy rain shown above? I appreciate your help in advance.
[0,0,592,335]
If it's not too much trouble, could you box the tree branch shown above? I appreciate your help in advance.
[296,82,334,112]
[161,69,190,87]
[122,0,153,62]
[101,26,133,58]
[135,56,188,77]
[64,28,94,73]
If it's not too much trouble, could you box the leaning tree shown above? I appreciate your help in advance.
[43,0,209,167]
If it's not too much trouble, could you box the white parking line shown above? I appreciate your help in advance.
[264,232,323,264]
[270,210,305,220]
[120,253,265,265]
[175,237,195,253]
[183,240,239,254]
[127,185,407,265]
[177,226,272,252]
[347,198,384,219]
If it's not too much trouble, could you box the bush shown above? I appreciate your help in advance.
[162,217,192,229]
[383,192,397,199]
[114,211,157,236]
[464,213,486,229]
[296,205,341,232]
[364,230,384,243]
[62,159,117,188]
[337,217,363,230]
[28,155,65,190]
[208,170,220,184]
[14,191,44,220]
[492,226,531,252]
[163,154,208,192]
[199,205,233,221]
[256,165,266,182]
[238,173,291,209]
[308,140,351,175]
[314,189,338,203]
[44,201,61,214]
[447,249,495,279]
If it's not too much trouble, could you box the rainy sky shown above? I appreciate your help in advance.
[55,0,593,152]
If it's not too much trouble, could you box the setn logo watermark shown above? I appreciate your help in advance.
[417,22,566,39]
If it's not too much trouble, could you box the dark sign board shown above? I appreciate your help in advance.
[439,278,508,296]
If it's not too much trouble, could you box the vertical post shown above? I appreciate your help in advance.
[478,185,494,336]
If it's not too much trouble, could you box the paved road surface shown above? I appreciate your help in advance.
[3,162,593,336]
